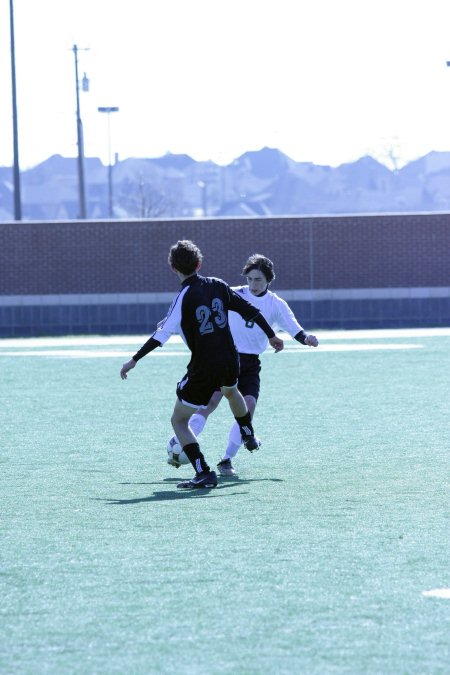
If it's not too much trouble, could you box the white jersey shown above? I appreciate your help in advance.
[229,286,303,354]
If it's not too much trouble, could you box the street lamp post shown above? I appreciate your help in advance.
[98,106,119,218]
[197,181,207,216]
[9,0,22,220]
[446,62,450,208]
[73,44,89,219]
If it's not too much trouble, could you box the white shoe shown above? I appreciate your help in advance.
[217,458,236,476]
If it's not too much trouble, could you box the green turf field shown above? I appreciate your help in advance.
[1,329,449,674]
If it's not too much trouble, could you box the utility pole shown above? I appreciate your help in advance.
[9,0,22,220]
[73,45,88,219]
[98,107,119,217]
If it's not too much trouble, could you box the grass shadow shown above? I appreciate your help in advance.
[95,477,283,504]
[119,477,283,486]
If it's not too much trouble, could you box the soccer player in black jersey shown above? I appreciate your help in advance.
[167,253,319,477]
[120,240,283,489]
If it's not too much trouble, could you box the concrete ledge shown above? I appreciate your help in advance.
[0,292,176,306]
[278,287,450,301]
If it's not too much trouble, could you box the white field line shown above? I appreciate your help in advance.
[0,326,448,349]
[280,343,422,352]
[304,327,450,340]
[0,350,189,358]
[422,589,450,599]
[0,343,423,358]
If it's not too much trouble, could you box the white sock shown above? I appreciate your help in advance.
[189,413,207,436]
[171,413,207,446]
[223,422,242,459]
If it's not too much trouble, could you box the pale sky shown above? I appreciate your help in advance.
[2,0,450,170]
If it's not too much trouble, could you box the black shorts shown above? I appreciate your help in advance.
[176,361,239,408]
[237,353,261,401]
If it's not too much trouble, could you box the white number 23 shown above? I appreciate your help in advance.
[195,298,227,335]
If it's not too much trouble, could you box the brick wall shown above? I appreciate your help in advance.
[310,214,450,288]
[1,213,449,296]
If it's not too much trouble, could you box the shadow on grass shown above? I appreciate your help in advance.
[119,477,283,486]
[94,477,283,505]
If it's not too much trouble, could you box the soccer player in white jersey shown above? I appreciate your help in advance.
[167,253,318,476]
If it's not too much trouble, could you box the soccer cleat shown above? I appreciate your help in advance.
[242,435,261,452]
[217,458,236,476]
[177,470,218,489]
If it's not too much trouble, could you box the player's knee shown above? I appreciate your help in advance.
[171,410,185,429]
[203,398,221,416]
[220,386,237,401]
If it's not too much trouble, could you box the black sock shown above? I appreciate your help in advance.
[182,442,210,474]
[235,411,254,438]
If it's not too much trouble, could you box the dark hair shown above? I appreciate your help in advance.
[168,240,203,275]
[242,253,275,283]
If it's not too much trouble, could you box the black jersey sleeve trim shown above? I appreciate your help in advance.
[294,330,308,345]
[252,312,275,339]
[133,337,162,362]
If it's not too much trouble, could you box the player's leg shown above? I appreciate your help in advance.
[220,384,260,452]
[171,398,198,448]
[217,357,261,475]
[167,391,223,462]
[172,373,218,489]
[188,390,223,436]
[225,394,257,457]
[217,395,258,475]
[171,399,217,489]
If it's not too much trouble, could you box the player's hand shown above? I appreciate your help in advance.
[120,359,136,380]
[305,334,319,347]
[269,336,284,352]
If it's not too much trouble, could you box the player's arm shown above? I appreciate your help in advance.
[274,296,319,347]
[120,291,183,379]
[132,336,162,362]
[294,330,319,347]
[229,289,284,352]
[120,337,162,379]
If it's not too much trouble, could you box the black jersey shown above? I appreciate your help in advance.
[133,274,275,372]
